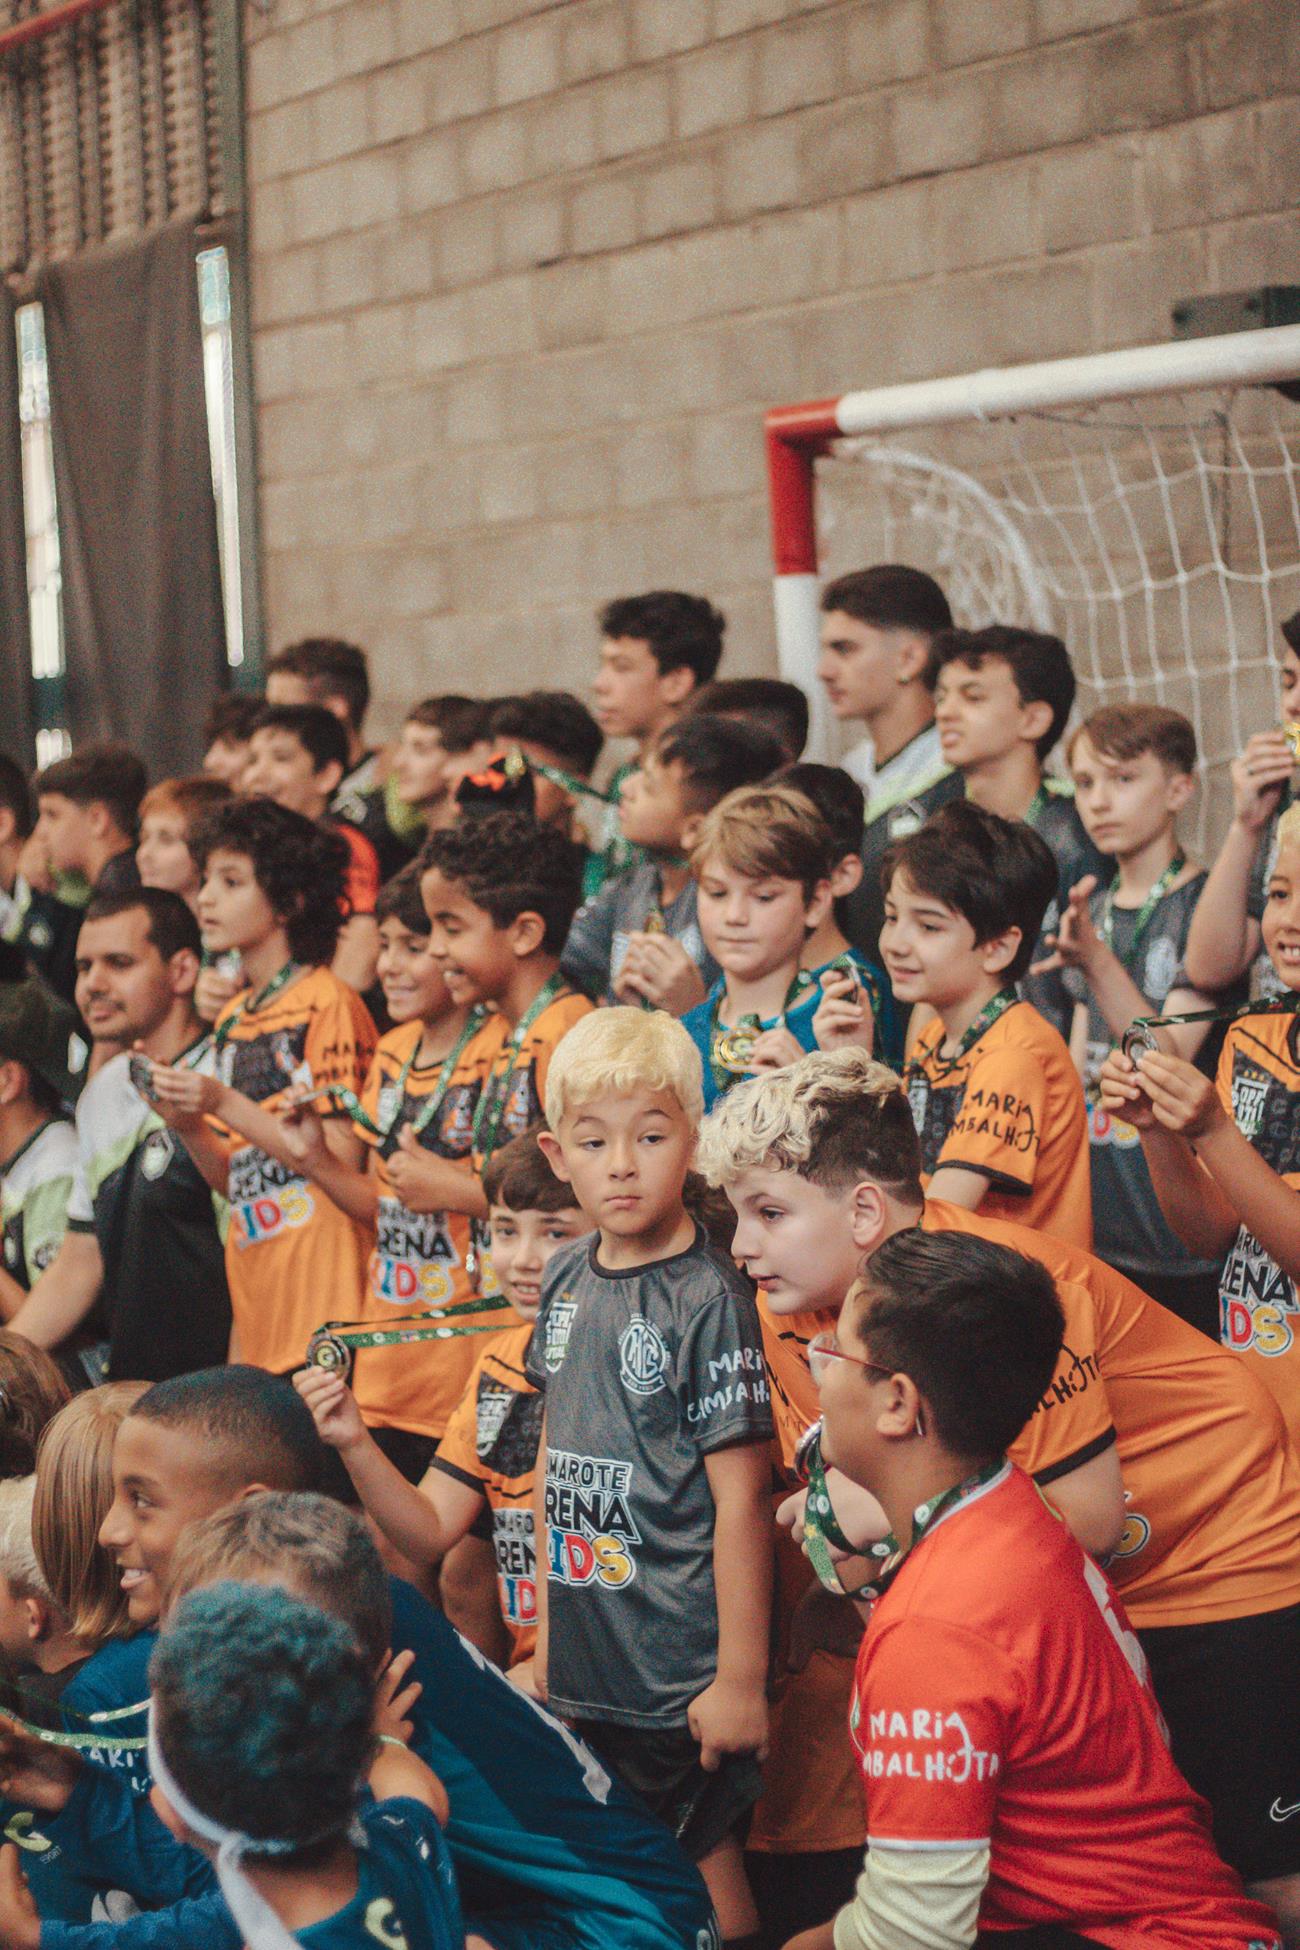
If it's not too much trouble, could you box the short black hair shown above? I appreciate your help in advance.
[487,693,604,779]
[374,863,430,936]
[925,624,1076,762]
[483,1125,580,1214]
[855,1229,1065,1460]
[689,679,809,763]
[405,695,491,751]
[820,565,952,639]
[652,713,783,813]
[776,762,865,857]
[266,638,370,733]
[130,1366,326,1495]
[0,756,33,840]
[82,887,202,964]
[36,744,147,838]
[202,693,263,750]
[882,800,1058,984]
[420,811,585,954]
[191,798,349,965]
[599,591,725,686]
[250,703,349,777]
[1280,610,1300,658]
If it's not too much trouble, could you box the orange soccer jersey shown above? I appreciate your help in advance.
[347,1018,520,1441]
[432,1321,541,1662]
[760,1198,1300,1631]
[212,966,377,1376]
[1215,1010,1300,1438]
[907,998,1093,1249]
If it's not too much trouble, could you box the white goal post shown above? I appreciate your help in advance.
[765,323,1300,847]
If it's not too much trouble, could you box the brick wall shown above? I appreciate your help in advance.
[243,0,1300,729]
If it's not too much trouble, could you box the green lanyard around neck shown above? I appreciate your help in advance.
[212,960,301,1053]
[329,1006,488,1141]
[908,986,1019,1083]
[1100,853,1185,961]
[471,973,566,1166]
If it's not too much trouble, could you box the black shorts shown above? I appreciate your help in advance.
[572,1717,762,1864]
[1140,1599,1300,1883]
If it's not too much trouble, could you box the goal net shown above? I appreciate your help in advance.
[771,333,1300,853]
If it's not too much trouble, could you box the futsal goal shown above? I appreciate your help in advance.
[765,323,1300,850]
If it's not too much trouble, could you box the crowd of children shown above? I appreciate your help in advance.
[0,577,1296,1950]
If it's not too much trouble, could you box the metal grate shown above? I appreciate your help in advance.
[0,0,223,274]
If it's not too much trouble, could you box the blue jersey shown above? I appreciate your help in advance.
[61,1638,152,1797]
[41,1581,717,1950]
[299,1800,461,1950]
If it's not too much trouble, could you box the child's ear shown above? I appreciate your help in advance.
[507,910,547,959]
[659,667,696,711]
[893,633,930,686]
[23,1596,46,1644]
[678,810,706,855]
[804,878,835,933]
[0,1060,21,1109]
[831,853,864,898]
[536,1130,573,1184]
[168,948,201,1000]
[848,1179,888,1252]
[1019,700,1054,750]
[1166,771,1195,816]
[317,759,345,798]
[980,926,1023,977]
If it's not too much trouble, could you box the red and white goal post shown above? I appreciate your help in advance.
[764,322,1300,847]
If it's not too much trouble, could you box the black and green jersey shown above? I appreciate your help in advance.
[1,1119,78,1290]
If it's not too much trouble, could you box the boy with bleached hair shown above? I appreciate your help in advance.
[530,1007,774,1950]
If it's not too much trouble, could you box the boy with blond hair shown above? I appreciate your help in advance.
[529,1008,773,1947]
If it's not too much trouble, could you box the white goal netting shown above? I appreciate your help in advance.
[814,383,1300,852]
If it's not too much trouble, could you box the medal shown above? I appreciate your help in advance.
[643,907,667,935]
[1121,1022,1161,1063]
[1284,722,1300,760]
[713,1023,759,1075]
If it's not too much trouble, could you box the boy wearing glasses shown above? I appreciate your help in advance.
[784,1225,1281,1950]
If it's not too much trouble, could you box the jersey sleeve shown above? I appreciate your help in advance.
[1215,1023,1238,1121]
[20,1171,74,1279]
[855,1617,1018,1847]
[65,1150,94,1230]
[561,885,618,999]
[304,983,377,1100]
[433,1362,491,1489]
[678,1281,774,1454]
[1007,1274,1116,1484]
[937,1041,1049,1194]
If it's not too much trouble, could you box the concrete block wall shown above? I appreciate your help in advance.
[243,0,1300,729]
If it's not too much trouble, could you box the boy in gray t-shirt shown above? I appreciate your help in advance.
[532,1008,773,1944]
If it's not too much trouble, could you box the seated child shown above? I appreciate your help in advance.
[0,982,82,1322]
[776,763,900,1070]
[277,865,504,1475]
[31,1371,718,1950]
[795,1226,1282,1950]
[144,800,377,1377]
[419,810,592,1290]
[486,691,605,837]
[882,798,1093,1248]
[1052,703,1238,1333]
[135,780,233,917]
[34,745,146,903]
[680,785,839,1113]
[689,679,809,765]
[529,1008,773,1941]
[699,1047,1300,1921]
[390,696,493,837]
[145,1581,462,1950]
[295,1126,588,1674]
[562,713,782,1010]
[1101,799,1300,1441]
[1183,608,1300,1001]
[926,624,1111,1024]
[201,695,261,790]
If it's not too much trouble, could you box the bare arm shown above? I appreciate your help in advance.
[925,1165,992,1212]
[1038,1442,1126,1561]
[278,1106,380,1224]
[0,1264,31,1323]
[7,1232,102,1348]
[690,1441,772,1769]
[1183,732,1292,989]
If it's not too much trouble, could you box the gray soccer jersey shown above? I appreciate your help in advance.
[526,1228,772,1729]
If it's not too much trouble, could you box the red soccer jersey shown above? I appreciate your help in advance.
[851,1466,1279,1949]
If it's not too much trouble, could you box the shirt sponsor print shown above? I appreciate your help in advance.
[686,1346,771,1426]
[492,1506,537,1627]
[1221,1225,1298,1360]
[227,1145,315,1249]
[544,1448,641,1592]
[850,1700,1003,1789]
[370,1196,458,1307]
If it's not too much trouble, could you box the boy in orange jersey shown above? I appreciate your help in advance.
[419,810,593,1293]
[144,799,377,1376]
[789,1225,1282,1950]
[294,1127,588,1677]
[698,1048,1300,1938]
[882,798,1092,1249]
[1102,799,1300,1443]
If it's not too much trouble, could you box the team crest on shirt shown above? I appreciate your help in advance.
[362,1896,407,1948]
[1142,934,1179,1001]
[618,1314,668,1396]
[887,799,925,840]
[376,1081,403,1130]
[1231,1072,1269,1141]
[476,1384,513,1457]
[543,1294,578,1373]
[139,1130,174,1180]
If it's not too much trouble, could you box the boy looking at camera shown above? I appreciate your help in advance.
[529,1009,773,1946]
[882,799,1092,1249]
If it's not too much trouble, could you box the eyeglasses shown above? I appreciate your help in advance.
[807,1331,894,1388]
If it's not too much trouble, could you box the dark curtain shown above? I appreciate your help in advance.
[0,281,37,772]
[41,220,226,773]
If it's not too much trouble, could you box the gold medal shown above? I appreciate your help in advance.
[713,1026,758,1075]
[1284,722,1300,760]
[643,908,667,935]
[305,1332,353,1381]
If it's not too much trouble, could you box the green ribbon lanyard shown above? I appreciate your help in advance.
[906,986,1019,1087]
[707,962,851,1093]
[305,1291,513,1382]
[527,756,614,806]
[327,1006,488,1141]
[471,974,565,1169]
[210,960,301,1055]
[1122,990,1300,1063]
[0,1695,150,1754]
[801,1425,1004,1598]
[1100,853,1185,957]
